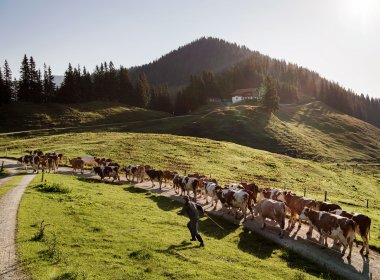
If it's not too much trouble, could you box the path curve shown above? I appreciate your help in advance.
[135,181,380,280]
[0,161,35,279]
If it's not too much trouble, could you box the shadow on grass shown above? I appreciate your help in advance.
[123,186,181,211]
[77,177,122,185]
[280,249,339,279]
[156,240,199,257]
[123,186,149,194]
[199,215,239,240]
[148,195,182,211]
[237,228,280,259]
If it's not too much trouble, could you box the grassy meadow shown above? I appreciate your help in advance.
[1,132,379,249]
[0,101,171,132]
[17,173,337,279]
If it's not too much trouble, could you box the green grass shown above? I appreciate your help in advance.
[59,100,378,163]
[2,132,379,249]
[0,101,171,132]
[18,173,337,279]
[0,173,24,198]
[2,101,379,163]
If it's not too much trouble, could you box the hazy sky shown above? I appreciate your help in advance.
[1,0,379,98]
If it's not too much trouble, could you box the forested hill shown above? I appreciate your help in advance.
[129,37,253,88]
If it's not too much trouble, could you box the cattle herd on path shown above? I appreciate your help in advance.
[17,150,372,261]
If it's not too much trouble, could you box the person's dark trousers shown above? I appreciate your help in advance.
[187,220,204,246]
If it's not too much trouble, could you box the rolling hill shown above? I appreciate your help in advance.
[113,101,380,163]
[0,101,171,133]
[1,100,379,163]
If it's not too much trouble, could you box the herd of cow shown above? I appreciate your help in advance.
[16,150,371,260]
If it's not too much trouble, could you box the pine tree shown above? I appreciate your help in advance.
[0,67,5,104]
[118,67,134,104]
[81,67,92,101]
[135,72,150,108]
[58,63,75,103]
[29,56,43,102]
[18,54,30,101]
[43,64,56,102]
[3,60,13,102]
[261,76,279,113]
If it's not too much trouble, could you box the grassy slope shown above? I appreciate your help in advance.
[109,101,380,163]
[1,100,379,163]
[0,101,171,132]
[2,132,379,248]
[18,174,336,280]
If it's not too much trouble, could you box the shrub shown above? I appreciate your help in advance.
[31,220,50,241]
[35,182,71,194]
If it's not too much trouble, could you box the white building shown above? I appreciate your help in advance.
[231,88,260,103]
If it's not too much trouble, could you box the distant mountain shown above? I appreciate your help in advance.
[130,37,253,88]
[130,37,379,127]
[53,75,64,87]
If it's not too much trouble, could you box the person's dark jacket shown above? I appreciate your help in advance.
[177,201,204,221]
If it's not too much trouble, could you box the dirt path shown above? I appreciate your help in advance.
[135,181,379,280]
[0,160,35,280]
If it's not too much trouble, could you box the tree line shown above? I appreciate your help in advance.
[0,55,173,113]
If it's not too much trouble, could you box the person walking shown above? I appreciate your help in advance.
[177,195,205,247]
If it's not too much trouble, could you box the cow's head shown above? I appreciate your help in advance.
[300,207,311,222]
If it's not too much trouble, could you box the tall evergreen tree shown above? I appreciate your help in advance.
[0,67,5,104]
[18,54,30,101]
[3,60,13,103]
[118,67,134,104]
[29,56,43,102]
[43,64,56,102]
[261,76,279,113]
[135,72,150,108]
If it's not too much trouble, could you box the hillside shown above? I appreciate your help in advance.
[1,132,378,250]
[130,37,253,88]
[111,101,380,163]
[0,101,171,133]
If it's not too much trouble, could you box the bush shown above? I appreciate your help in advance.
[35,182,71,194]
[31,220,50,241]
[42,233,62,263]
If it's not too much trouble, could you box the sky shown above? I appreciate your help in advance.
[0,0,379,98]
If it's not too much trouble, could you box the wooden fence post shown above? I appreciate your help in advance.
[366,199,369,208]
[324,191,327,202]
[304,187,306,197]
[0,161,4,172]
[240,176,243,183]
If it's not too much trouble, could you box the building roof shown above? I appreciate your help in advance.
[231,88,259,97]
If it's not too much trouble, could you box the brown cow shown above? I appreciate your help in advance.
[69,158,84,174]
[241,182,260,204]
[17,155,33,171]
[146,169,164,189]
[215,188,254,222]
[163,170,177,186]
[31,155,40,173]
[181,176,199,202]
[93,166,120,182]
[172,174,185,194]
[300,207,356,259]
[255,198,287,238]
[331,209,371,256]
[316,201,342,212]
[283,192,316,230]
